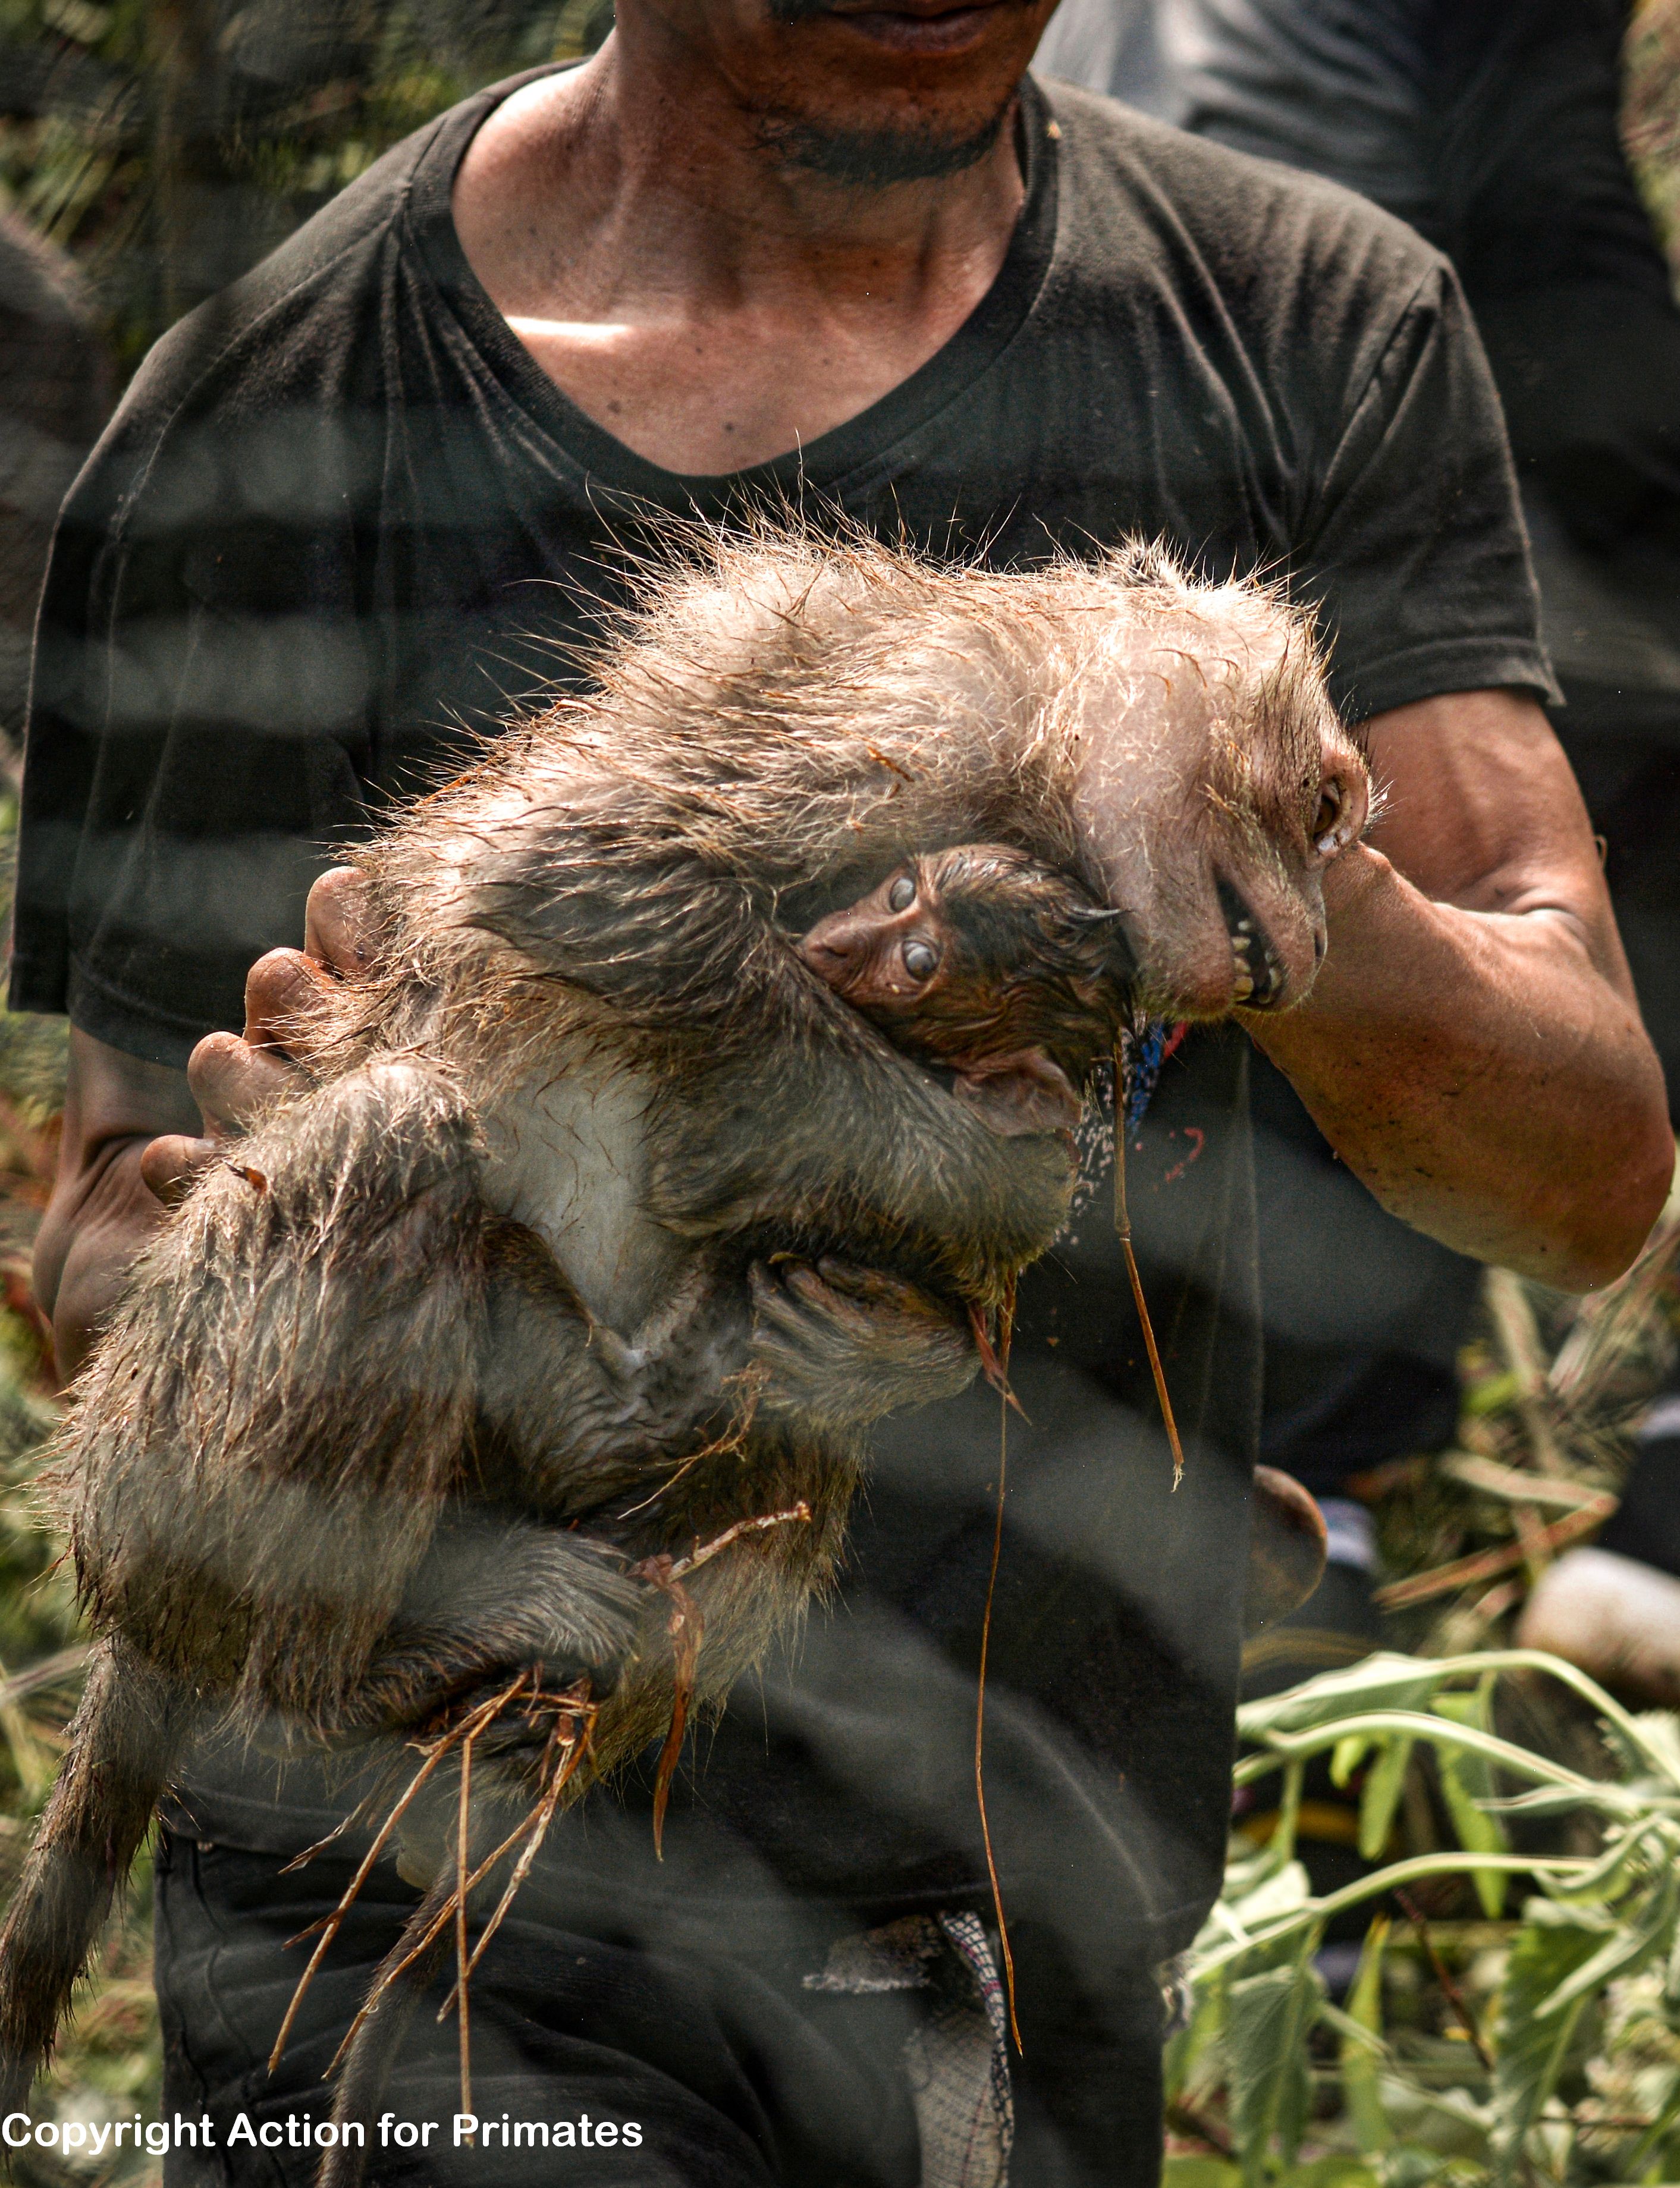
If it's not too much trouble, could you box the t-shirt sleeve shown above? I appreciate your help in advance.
[1291,253,1559,724]
[9,337,376,1069]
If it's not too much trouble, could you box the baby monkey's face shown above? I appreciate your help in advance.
[796,859,953,1013]
[796,846,1131,1139]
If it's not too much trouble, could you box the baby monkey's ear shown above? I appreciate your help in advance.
[1070,901,1140,986]
[952,1049,1083,1138]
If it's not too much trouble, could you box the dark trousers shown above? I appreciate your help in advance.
[154,1828,1167,2188]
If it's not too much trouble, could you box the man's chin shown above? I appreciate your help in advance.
[753,97,1012,185]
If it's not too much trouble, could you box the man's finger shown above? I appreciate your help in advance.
[304,866,376,975]
[187,1030,299,1136]
[139,1134,218,1207]
[243,948,335,1053]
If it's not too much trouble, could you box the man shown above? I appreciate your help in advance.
[13,0,1670,2177]
[1036,0,1680,1708]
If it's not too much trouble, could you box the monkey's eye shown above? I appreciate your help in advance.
[888,874,916,913]
[1312,783,1343,847]
[902,938,941,981]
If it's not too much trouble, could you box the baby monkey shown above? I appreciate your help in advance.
[799,845,1133,1139]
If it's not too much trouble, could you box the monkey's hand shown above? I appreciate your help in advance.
[749,1258,978,1428]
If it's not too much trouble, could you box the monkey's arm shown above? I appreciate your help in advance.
[324,1517,646,1737]
[749,1257,979,1427]
[1249,690,1671,1291]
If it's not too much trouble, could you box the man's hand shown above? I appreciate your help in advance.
[34,868,372,1377]
[1249,689,1672,1291]
[137,868,372,1204]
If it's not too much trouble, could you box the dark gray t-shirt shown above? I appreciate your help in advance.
[12,71,1548,1062]
[12,73,1549,1973]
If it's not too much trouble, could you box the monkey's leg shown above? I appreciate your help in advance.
[475,1218,758,1510]
[0,1641,193,2112]
[62,1060,491,1728]
[335,1517,645,1738]
[749,1257,979,1427]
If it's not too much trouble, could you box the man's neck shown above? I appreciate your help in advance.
[451,36,1032,475]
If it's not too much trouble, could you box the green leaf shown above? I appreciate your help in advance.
[1376,2148,1450,2188]
[1432,1690,1510,1917]
[1359,1738,1414,1862]
[1331,1734,1372,1790]
[1463,1371,1520,1417]
[1273,2164,1381,2188]
[1339,1916,1393,2156]
[1166,1966,1228,2110]
[1535,1862,1679,2018]
[1162,2161,1239,2188]
[1492,1897,1619,2185]
[1238,1655,1446,1742]
[1227,1932,1325,2184]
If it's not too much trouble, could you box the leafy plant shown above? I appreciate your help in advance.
[1166,1650,1680,2188]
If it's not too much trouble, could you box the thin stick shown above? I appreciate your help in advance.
[1395,1888,1494,2070]
[278,1802,371,1875]
[268,1685,512,2071]
[1114,1043,1186,1488]
[456,1727,475,2126]
[633,1503,812,1859]
[325,1885,461,2077]
[666,1502,813,1582]
[974,1274,1023,2054]
[1373,1500,1612,1609]
[328,1817,545,2075]
[439,1716,595,2015]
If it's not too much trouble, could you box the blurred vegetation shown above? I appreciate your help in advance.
[0,0,612,382]
[1362,1186,1680,1664]
[1628,0,1680,290]
[0,801,157,2184]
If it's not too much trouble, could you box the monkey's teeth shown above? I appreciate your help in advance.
[1218,879,1283,1006]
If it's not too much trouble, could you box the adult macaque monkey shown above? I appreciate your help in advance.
[2,535,1367,2138]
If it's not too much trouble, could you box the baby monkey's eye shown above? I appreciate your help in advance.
[888,874,916,912]
[1312,783,1342,846]
[902,938,940,980]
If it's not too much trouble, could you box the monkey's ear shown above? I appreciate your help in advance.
[952,1050,1083,1137]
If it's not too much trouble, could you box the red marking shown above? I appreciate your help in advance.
[1161,1126,1205,1185]
[1160,1021,1191,1065]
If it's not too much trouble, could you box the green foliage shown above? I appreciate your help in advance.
[1167,1650,1680,2188]
[0,0,611,376]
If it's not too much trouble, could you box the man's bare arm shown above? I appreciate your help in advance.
[33,1033,199,1378]
[1250,689,1672,1292]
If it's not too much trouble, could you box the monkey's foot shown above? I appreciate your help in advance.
[749,1256,977,1426]
[270,1670,596,2079]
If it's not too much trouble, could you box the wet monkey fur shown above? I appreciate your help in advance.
[0,529,1368,2152]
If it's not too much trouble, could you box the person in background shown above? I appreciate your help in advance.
[1035,0,1680,1712]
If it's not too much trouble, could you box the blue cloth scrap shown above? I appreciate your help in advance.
[1121,1016,1186,1131]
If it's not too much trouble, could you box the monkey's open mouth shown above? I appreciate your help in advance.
[1217,877,1284,1008]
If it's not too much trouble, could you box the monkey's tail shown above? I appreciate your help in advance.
[318,1867,457,2188]
[0,1640,189,2118]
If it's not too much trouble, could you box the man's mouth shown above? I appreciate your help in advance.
[823,0,1011,49]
